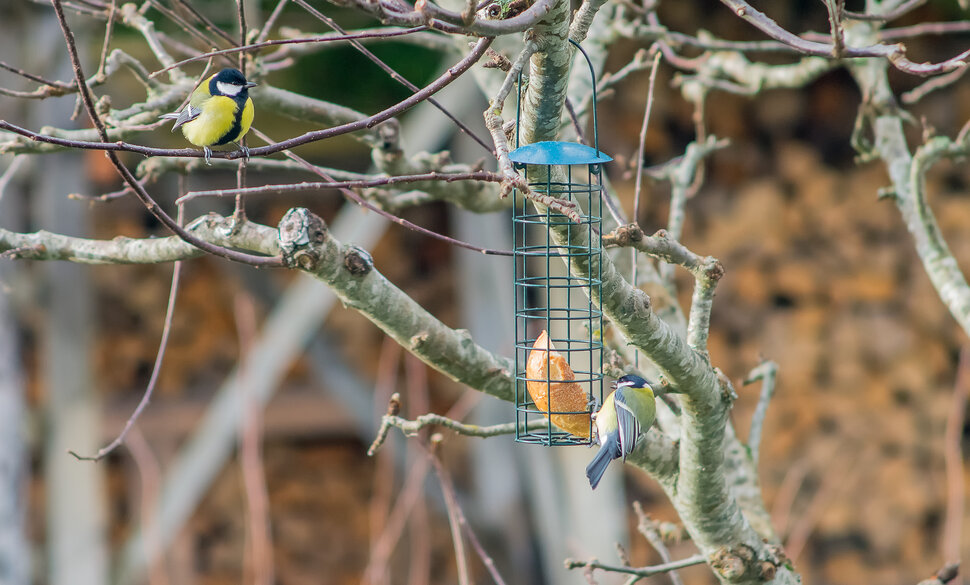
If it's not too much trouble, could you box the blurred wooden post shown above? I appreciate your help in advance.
[29,17,108,585]
[0,168,29,585]
[0,6,30,584]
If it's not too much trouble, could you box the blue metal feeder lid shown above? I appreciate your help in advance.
[509,141,612,166]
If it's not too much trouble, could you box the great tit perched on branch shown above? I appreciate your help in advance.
[586,374,657,490]
[161,68,256,165]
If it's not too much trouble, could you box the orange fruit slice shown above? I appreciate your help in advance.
[526,330,592,438]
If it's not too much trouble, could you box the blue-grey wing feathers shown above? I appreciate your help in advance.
[160,105,201,131]
[613,388,641,461]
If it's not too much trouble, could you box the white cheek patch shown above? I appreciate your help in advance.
[216,81,243,96]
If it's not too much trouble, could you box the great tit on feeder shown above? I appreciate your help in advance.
[161,68,256,165]
[586,374,656,490]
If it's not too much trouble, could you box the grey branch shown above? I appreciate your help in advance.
[603,224,724,352]
[564,553,707,578]
[744,360,778,466]
[276,207,514,398]
[0,214,276,263]
[849,57,970,339]
[504,2,789,574]
[369,412,547,456]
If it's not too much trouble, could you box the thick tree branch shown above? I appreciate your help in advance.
[503,4,784,577]
[0,214,276,263]
[277,207,512,398]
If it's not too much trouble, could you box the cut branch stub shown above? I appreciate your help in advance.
[278,207,327,270]
[343,246,374,276]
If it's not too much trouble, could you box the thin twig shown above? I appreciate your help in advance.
[719,0,970,76]
[237,0,249,71]
[403,358,434,585]
[363,387,481,585]
[249,127,513,256]
[428,434,508,585]
[0,155,27,201]
[369,413,545,455]
[902,65,970,104]
[770,458,810,538]
[785,448,862,561]
[0,60,75,89]
[369,339,401,585]
[0,245,43,260]
[631,49,662,293]
[362,438,433,585]
[234,0,249,224]
[149,28,430,78]
[176,171,507,204]
[256,0,290,44]
[881,20,970,41]
[844,0,925,22]
[632,49,662,225]
[235,293,274,585]
[632,502,685,585]
[822,0,845,58]
[125,427,170,585]
[95,0,116,79]
[407,475,432,585]
[69,233,183,461]
[172,0,238,46]
[69,174,151,203]
[565,554,707,578]
[563,97,586,144]
[745,360,778,465]
[144,0,231,54]
[942,347,969,563]
[291,0,494,154]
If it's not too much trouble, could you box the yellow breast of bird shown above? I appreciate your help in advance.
[181,95,239,148]
[238,97,254,142]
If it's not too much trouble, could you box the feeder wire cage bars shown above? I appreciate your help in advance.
[512,40,611,446]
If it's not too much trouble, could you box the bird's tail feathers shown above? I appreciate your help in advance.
[160,106,201,132]
[159,112,182,132]
[586,433,621,489]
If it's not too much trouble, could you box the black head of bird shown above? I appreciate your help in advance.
[209,68,257,97]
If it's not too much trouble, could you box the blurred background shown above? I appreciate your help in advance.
[1,0,969,584]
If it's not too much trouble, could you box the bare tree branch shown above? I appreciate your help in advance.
[744,360,778,466]
[565,554,707,578]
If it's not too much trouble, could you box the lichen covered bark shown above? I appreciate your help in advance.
[277,208,515,401]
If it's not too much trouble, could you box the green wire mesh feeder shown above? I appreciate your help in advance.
[512,41,611,446]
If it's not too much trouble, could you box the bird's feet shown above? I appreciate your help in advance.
[237,143,251,161]
[203,146,213,166]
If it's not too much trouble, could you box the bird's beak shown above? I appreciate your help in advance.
[245,82,258,88]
